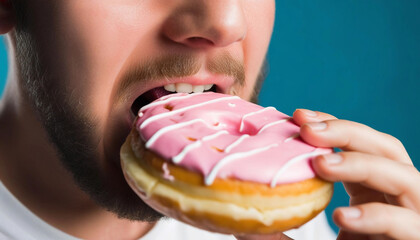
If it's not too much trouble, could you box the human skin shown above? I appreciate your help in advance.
[0,0,420,240]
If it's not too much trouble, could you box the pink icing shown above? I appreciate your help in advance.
[135,92,332,187]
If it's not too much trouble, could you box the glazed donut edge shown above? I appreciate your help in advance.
[121,131,334,235]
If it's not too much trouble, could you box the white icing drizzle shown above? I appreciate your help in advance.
[162,162,174,181]
[139,93,195,112]
[228,103,236,107]
[159,93,184,101]
[205,143,278,185]
[284,133,300,143]
[270,149,321,188]
[140,96,240,129]
[239,107,276,132]
[138,112,144,117]
[173,141,202,163]
[224,134,250,153]
[257,118,291,134]
[172,130,229,164]
[202,130,229,141]
[145,119,206,148]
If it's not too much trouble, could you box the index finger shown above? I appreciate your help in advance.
[292,109,337,126]
[300,119,411,164]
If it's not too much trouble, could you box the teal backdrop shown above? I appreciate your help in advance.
[1,0,419,234]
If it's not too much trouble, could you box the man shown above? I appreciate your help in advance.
[0,0,419,239]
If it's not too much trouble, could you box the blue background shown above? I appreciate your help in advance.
[1,0,419,233]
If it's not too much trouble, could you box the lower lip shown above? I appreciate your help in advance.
[131,87,173,116]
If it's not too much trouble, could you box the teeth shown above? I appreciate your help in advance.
[192,85,204,93]
[175,83,193,93]
[164,84,176,92]
[164,83,214,93]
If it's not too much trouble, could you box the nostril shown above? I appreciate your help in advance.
[186,37,214,47]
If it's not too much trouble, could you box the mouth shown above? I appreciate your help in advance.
[130,83,218,116]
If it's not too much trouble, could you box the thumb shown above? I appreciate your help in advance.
[234,233,294,240]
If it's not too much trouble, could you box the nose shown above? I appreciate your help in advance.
[162,0,247,48]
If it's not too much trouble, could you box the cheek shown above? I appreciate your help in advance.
[59,2,161,120]
[27,1,168,126]
[241,0,275,100]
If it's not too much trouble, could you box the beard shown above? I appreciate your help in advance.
[14,30,164,222]
[13,22,267,223]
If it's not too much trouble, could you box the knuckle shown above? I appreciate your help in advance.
[409,167,420,189]
[407,165,420,178]
[341,152,375,185]
[329,120,367,148]
[366,202,391,218]
[386,133,405,151]
[377,206,395,234]
[396,164,419,191]
[344,152,369,178]
[380,132,410,160]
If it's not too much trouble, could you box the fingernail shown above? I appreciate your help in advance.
[341,207,361,219]
[306,122,327,131]
[322,153,343,164]
[299,109,318,117]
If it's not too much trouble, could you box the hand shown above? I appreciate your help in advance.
[291,109,420,240]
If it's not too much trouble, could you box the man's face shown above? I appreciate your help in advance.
[14,0,275,221]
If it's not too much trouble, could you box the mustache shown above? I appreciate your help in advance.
[115,52,245,105]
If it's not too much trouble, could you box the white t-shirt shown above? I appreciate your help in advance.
[0,181,337,240]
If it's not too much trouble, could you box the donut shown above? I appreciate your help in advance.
[120,92,333,235]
